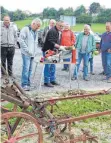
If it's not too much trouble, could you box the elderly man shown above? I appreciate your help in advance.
[42,19,56,44]
[42,21,64,87]
[61,23,76,71]
[19,18,42,91]
[1,16,17,76]
[72,25,96,81]
[100,22,111,83]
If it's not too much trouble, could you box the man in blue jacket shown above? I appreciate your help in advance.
[100,22,111,83]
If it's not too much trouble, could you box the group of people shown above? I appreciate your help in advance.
[1,16,111,91]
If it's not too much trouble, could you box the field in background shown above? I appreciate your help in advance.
[15,19,105,33]
[72,23,105,33]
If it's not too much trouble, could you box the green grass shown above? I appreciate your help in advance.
[71,23,105,33]
[15,19,48,29]
[15,19,105,33]
[48,94,111,122]
[15,19,33,29]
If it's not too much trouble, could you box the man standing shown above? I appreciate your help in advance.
[42,21,64,87]
[42,19,56,44]
[61,23,76,71]
[72,25,96,81]
[1,16,17,76]
[19,18,42,91]
[100,22,111,83]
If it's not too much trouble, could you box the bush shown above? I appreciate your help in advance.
[76,14,92,23]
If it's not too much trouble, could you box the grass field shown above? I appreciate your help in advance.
[15,19,105,33]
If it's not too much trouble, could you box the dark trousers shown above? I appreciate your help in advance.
[1,47,15,76]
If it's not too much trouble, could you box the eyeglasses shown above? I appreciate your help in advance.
[59,25,64,28]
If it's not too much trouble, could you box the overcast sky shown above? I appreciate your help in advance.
[1,0,111,13]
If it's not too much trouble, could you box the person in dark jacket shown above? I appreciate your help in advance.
[42,19,56,44]
[1,16,17,76]
[42,21,64,87]
[100,22,111,83]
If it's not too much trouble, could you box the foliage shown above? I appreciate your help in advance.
[74,5,86,16]
[1,6,28,21]
[96,9,111,23]
[1,2,111,24]
[43,7,58,19]
[89,2,101,14]
[76,14,92,23]
[64,7,74,16]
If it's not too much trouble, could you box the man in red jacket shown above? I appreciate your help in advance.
[61,23,76,71]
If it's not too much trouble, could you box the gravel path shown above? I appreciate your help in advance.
[13,48,111,95]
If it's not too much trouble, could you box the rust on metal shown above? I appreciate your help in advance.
[1,65,111,143]
[57,110,111,124]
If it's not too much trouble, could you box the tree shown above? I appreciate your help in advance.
[57,7,64,16]
[96,8,111,23]
[43,7,49,18]
[76,14,92,23]
[48,8,58,19]
[89,2,101,14]
[1,6,8,20]
[64,7,74,16]
[74,5,86,16]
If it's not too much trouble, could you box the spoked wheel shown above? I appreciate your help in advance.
[1,112,43,143]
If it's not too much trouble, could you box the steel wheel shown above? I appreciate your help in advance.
[1,112,43,143]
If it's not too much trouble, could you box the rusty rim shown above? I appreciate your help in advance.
[1,112,43,143]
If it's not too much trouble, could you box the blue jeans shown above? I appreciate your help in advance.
[43,52,56,83]
[106,52,111,79]
[44,64,56,83]
[63,58,70,69]
[89,57,93,73]
[101,52,107,74]
[21,54,34,87]
[73,52,89,78]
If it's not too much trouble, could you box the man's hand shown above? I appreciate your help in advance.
[55,44,60,48]
[59,46,67,51]
[108,49,111,53]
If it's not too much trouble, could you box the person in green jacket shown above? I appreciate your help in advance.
[72,24,96,81]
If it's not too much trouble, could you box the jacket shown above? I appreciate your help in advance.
[1,23,17,47]
[100,32,111,52]
[42,26,60,52]
[61,30,76,46]
[42,26,50,43]
[19,26,38,57]
[76,32,96,53]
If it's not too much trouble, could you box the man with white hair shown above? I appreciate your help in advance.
[42,19,56,44]
[72,24,96,81]
[19,18,42,90]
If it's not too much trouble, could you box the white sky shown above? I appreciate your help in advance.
[1,0,111,13]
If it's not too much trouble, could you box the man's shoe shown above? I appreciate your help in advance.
[90,72,95,75]
[83,77,89,81]
[22,85,30,91]
[62,68,67,71]
[44,83,54,87]
[71,77,77,80]
[99,71,105,75]
[51,81,60,85]
[107,78,111,83]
